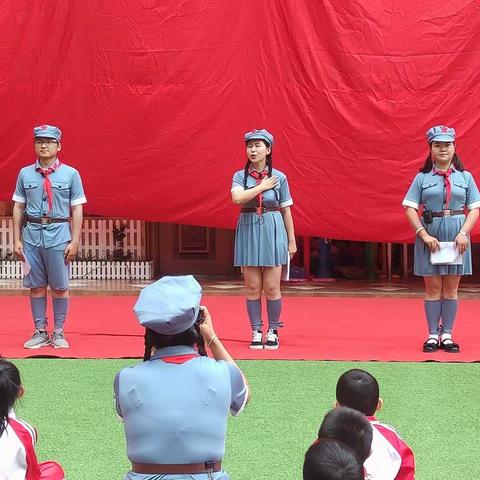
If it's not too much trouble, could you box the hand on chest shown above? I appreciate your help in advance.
[245,177,280,205]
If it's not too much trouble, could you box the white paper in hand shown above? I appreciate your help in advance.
[430,242,463,265]
[21,255,31,277]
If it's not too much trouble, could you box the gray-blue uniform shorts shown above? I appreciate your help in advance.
[23,241,70,290]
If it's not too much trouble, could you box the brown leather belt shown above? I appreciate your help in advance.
[431,210,464,217]
[132,461,222,474]
[241,207,281,213]
[26,215,70,225]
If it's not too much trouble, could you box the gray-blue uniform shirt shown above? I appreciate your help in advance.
[402,166,480,276]
[231,167,293,266]
[114,345,248,480]
[12,159,87,248]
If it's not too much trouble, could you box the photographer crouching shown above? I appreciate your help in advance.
[114,275,250,480]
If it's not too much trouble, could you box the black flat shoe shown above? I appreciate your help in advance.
[440,339,460,353]
[423,338,439,353]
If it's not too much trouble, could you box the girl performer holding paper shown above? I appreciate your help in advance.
[403,126,480,353]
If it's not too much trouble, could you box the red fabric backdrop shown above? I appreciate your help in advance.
[1,1,480,242]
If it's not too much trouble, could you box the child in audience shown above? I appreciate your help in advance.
[317,406,373,464]
[335,369,415,480]
[304,439,364,480]
[0,358,65,480]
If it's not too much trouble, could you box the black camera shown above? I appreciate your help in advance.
[196,308,205,324]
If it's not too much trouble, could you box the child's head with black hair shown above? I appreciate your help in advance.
[143,321,206,361]
[303,438,364,480]
[336,369,382,416]
[0,358,24,437]
[318,406,373,464]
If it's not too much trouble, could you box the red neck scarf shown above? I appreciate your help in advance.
[249,166,269,215]
[36,159,60,214]
[435,167,453,208]
[161,353,199,364]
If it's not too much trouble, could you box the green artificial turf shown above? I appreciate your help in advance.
[10,359,480,480]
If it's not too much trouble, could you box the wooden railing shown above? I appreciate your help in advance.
[0,216,146,260]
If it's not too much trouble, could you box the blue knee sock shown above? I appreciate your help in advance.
[424,300,442,336]
[246,299,262,331]
[267,298,283,329]
[441,299,458,334]
[53,297,69,331]
[30,297,47,330]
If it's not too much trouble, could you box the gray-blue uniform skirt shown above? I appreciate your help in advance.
[414,214,471,276]
[234,211,288,266]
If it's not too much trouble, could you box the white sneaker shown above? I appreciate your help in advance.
[249,330,263,350]
[24,330,51,349]
[265,329,279,350]
[52,331,70,349]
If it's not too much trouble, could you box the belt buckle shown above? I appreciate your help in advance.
[41,217,51,225]
[205,462,216,480]
[443,209,452,217]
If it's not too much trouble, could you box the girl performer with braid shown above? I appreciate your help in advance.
[231,129,297,350]
[403,125,480,353]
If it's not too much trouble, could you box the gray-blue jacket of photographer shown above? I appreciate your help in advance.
[114,275,248,480]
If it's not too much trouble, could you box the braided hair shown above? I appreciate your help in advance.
[0,359,22,438]
[242,140,273,189]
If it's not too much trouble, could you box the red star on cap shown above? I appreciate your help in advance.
[40,125,48,130]
[440,126,448,133]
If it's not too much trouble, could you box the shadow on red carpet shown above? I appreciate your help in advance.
[1,296,480,362]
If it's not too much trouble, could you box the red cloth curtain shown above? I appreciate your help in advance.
[1,1,480,241]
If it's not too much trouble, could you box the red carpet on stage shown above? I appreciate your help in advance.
[1,296,480,362]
